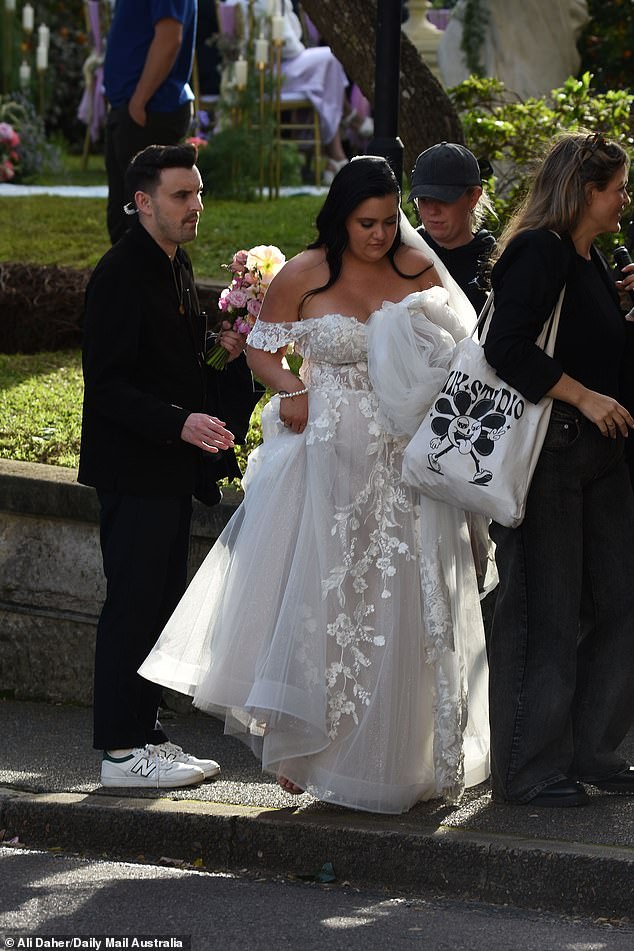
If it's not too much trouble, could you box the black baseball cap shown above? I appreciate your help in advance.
[407,142,481,203]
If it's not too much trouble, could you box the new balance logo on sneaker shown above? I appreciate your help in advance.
[100,746,205,788]
[130,755,158,779]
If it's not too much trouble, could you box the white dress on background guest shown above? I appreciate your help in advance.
[229,0,347,145]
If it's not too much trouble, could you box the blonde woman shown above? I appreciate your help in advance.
[484,132,634,807]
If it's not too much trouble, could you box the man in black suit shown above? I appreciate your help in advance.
[80,143,253,788]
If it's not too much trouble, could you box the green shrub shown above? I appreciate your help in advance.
[450,72,634,246]
[195,126,303,199]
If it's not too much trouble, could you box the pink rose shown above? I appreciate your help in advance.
[246,298,262,318]
[230,250,249,273]
[218,288,231,312]
[234,318,252,335]
[227,288,248,309]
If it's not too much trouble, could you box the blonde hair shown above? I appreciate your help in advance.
[498,132,629,253]
[469,184,497,231]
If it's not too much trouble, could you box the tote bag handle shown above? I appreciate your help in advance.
[475,284,566,358]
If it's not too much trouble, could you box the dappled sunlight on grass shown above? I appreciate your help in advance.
[0,193,323,280]
[0,350,83,467]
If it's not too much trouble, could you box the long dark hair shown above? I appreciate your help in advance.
[302,155,419,313]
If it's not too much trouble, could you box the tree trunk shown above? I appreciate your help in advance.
[300,0,464,177]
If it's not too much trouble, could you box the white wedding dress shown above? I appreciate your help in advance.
[140,282,490,814]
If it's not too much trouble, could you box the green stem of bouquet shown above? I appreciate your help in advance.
[205,344,230,370]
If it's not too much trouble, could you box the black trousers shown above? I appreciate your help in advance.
[105,101,193,244]
[93,492,193,751]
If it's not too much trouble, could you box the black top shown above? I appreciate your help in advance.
[79,221,246,498]
[418,227,496,313]
[484,229,626,404]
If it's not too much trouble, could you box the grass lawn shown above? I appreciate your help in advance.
[0,192,324,279]
[0,350,84,468]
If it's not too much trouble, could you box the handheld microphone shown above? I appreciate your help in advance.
[614,246,634,305]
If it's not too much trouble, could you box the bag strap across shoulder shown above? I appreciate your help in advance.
[475,286,565,357]
[475,230,566,357]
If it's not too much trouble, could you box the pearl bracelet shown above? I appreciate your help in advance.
[278,387,309,399]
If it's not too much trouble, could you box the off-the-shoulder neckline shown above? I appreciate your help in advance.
[255,290,437,328]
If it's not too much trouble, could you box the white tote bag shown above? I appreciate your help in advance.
[402,286,565,528]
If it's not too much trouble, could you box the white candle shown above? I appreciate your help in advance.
[271,15,284,42]
[36,43,47,71]
[38,23,50,50]
[234,57,247,88]
[5,0,16,12]
[22,2,34,31]
[19,59,30,87]
[255,36,268,67]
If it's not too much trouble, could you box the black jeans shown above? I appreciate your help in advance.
[105,101,193,244]
[93,492,193,750]
[489,402,634,801]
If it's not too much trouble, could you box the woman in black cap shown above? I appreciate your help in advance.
[409,142,496,313]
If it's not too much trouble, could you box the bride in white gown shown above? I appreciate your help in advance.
[139,156,490,814]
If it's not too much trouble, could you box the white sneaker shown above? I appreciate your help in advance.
[100,746,205,788]
[153,741,221,780]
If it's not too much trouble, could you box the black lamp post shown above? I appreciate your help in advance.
[367,0,404,186]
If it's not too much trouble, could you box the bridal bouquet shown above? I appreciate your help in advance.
[206,244,286,369]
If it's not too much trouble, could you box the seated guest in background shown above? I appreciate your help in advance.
[230,0,371,183]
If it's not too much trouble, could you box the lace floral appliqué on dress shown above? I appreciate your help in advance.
[140,292,490,814]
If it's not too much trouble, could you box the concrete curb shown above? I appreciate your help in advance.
[2,788,632,919]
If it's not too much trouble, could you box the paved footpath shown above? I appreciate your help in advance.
[1,700,632,919]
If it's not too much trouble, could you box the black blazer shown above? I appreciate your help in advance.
[485,230,626,405]
[79,222,260,499]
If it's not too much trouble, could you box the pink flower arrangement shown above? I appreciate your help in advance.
[0,122,20,183]
[207,244,286,369]
[186,135,208,149]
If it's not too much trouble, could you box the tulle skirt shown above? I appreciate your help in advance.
[140,369,490,814]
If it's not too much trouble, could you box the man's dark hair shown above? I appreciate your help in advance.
[124,144,198,204]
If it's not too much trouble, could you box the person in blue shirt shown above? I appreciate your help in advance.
[103,0,197,244]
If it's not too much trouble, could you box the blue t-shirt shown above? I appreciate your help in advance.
[104,0,196,112]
